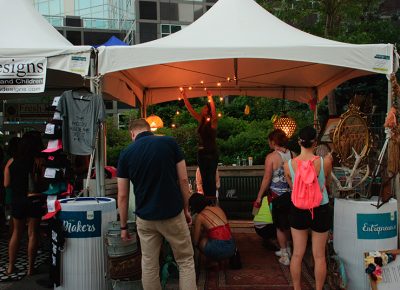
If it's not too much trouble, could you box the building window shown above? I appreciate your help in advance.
[160,2,178,21]
[139,1,157,20]
[194,4,203,20]
[160,24,185,38]
[34,0,64,16]
[140,23,157,43]
[66,30,82,45]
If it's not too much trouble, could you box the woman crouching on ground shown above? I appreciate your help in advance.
[283,126,332,290]
[189,193,235,262]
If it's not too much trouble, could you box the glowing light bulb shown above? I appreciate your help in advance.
[178,97,182,101]
[226,77,231,82]
[218,113,222,117]
[179,87,183,91]
[172,123,176,128]
[204,87,207,91]
[176,110,180,115]
[188,86,192,90]
[200,80,204,84]
[206,117,211,122]
[217,82,221,87]
[219,97,223,102]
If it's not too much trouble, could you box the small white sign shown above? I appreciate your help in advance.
[45,123,55,135]
[44,168,57,179]
[0,58,47,93]
[70,55,90,75]
[52,96,60,107]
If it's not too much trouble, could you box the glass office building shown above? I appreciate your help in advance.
[136,0,217,43]
[33,0,135,45]
[34,1,218,45]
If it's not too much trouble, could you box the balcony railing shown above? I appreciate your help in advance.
[42,15,134,31]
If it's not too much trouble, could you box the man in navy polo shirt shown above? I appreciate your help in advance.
[117,119,196,290]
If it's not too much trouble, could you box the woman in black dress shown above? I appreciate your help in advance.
[182,91,218,201]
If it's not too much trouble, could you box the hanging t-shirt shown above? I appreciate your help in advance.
[57,90,105,155]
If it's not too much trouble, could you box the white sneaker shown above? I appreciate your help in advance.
[275,247,292,257]
[279,253,290,266]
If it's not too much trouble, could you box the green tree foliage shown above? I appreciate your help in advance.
[105,115,132,167]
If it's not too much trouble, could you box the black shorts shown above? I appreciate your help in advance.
[11,196,45,219]
[289,203,332,233]
[271,193,291,230]
[254,224,276,240]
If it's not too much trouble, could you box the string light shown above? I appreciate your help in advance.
[178,97,182,101]
[204,87,207,91]
[200,80,204,84]
[217,82,221,87]
[188,86,192,90]
[219,97,223,102]
[218,112,222,118]
[179,87,183,92]
[206,117,211,122]
[171,123,176,128]
[226,77,231,82]
[176,110,180,115]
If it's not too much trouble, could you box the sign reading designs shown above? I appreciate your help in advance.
[357,211,397,240]
[0,58,47,93]
[59,210,102,238]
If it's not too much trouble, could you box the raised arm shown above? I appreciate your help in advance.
[181,91,201,122]
[207,91,217,129]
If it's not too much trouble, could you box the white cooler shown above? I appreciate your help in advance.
[333,197,398,290]
[57,197,117,290]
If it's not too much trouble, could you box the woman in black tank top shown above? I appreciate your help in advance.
[182,90,218,200]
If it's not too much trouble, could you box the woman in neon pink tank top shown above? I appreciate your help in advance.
[283,126,333,290]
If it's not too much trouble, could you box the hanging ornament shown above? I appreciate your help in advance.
[146,115,163,132]
[273,115,297,138]
[244,105,250,115]
[308,96,318,112]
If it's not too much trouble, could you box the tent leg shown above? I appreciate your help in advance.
[90,55,105,197]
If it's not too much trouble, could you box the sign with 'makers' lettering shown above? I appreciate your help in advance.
[59,210,102,238]
[0,58,47,93]
[357,211,397,240]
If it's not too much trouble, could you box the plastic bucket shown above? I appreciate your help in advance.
[57,197,117,290]
[333,197,398,290]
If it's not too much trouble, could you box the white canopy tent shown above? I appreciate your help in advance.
[0,0,92,76]
[98,0,398,108]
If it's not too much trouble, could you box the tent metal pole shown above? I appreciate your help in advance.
[90,53,105,197]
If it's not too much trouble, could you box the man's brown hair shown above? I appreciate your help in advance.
[128,118,151,131]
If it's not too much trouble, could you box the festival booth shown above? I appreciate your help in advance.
[96,0,399,289]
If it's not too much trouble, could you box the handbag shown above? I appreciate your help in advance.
[229,247,242,270]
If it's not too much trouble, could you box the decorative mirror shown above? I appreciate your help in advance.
[332,104,371,167]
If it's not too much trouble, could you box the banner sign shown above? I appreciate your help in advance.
[59,210,101,238]
[0,58,47,93]
[357,211,397,240]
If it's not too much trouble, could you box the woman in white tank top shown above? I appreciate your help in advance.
[255,129,295,266]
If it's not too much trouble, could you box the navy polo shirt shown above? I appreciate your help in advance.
[117,131,184,220]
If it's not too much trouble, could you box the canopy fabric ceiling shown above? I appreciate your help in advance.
[0,0,91,75]
[98,0,398,106]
